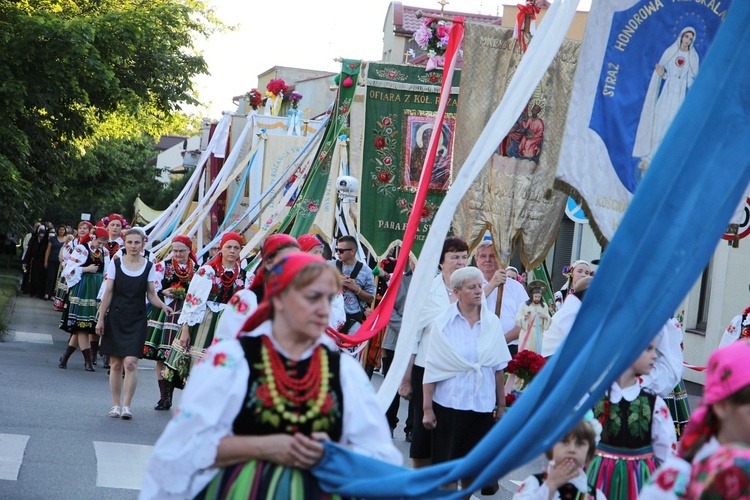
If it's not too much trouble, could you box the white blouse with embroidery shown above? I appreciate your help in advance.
[177,264,245,326]
[140,321,402,499]
[62,243,110,289]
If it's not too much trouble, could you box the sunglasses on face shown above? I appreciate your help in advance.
[335,247,354,253]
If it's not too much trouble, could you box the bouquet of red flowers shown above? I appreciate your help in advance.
[246,89,263,110]
[506,350,546,389]
[266,78,289,97]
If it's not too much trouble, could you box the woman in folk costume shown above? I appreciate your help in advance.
[58,226,110,371]
[140,253,401,499]
[162,232,247,389]
[143,235,198,411]
[248,233,301,303]
[92,214,129,368]
[96,227,173,420]
[515,280,551,355]
[587,338,677,500]
[210,234,301,346]
[422,266,512,494]
[54,221,93,312]
[641,340,750,499]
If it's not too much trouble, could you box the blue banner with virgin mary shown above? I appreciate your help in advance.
[556,0,732,243]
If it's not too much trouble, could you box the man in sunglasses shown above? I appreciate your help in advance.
[334,235,375,334]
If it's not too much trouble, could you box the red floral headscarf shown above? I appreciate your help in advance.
[679,340,750,457]
[172,235,198,264]
[240,253,326,335]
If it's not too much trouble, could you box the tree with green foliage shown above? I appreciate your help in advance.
[0,0,220,233]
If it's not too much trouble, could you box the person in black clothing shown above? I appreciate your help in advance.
[24,225,49,298]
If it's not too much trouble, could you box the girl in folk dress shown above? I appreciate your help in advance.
[142,235,198,411]
[641,340,750,499]
[554,260,592,311]
[58,227,110,371]
[162,232,247,389]
[96,227,172,420]
[514,416,607,500]
[587,339,676,500]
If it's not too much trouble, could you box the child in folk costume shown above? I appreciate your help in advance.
[515,280,551,354]
[514,415,607,500]
[142,235,198,411]
[641,340,750,499]
[58,227,110,371]
[587,339,677,500]
[554,261,592,311]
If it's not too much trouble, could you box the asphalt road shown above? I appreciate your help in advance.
[0,292,702,499]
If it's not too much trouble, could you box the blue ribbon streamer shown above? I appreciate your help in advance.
[312,2,750,498]
[216,150,257,234]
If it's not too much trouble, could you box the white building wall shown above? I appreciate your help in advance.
[155,136,201,184]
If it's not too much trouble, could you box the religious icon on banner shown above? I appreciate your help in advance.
[556,0,731,244]
[403,116,454,191]
[498,100,545,163]
[633,26,699,180]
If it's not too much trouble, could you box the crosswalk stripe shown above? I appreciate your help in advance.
[0,434,30,481]
[93,441,153,490]
[10,331,54,344]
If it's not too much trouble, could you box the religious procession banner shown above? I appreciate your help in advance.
[359,62,460,258]
[452,23,578,268]
[274,60,361,238]
[556,0,733,244]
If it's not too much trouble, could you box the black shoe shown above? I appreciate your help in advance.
[58,356,66,369]
[405,431,412,443]
[154,399,167,411]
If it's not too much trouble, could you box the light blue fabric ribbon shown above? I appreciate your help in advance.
[312,2,750,498]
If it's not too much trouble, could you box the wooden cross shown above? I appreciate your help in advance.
[404,50,411,63]
[438,0,449,14]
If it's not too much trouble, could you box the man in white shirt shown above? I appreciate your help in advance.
[475,240,528,356]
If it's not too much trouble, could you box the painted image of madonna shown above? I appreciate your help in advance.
[404,118,453,191]
[633,26,699,180]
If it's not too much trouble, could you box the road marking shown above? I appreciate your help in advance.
[94,441,153,490]
[0,434,30,481]
[10,331,53,344]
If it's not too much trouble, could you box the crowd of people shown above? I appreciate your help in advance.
[21,218,750,498]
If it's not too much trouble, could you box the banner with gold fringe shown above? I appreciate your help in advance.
[452,23,579,268]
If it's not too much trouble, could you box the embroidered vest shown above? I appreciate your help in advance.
[233,336,344,440]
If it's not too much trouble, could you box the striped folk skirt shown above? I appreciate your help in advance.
[664,380,691,439]
[143,298,184,361]
[162,309,222,389]
[586,444,656,500]
[59,273,104,334]
[196,460,353,500]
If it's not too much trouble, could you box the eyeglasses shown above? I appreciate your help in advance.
[335,247,354,253]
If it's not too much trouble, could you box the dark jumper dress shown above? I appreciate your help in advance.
[100,259,153,358]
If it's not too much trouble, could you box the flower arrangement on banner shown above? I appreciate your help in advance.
[412,17,452,71]
[245,89,264,110]
[288,92,303,110]
[265,78,289,116]
[506,350,546,390]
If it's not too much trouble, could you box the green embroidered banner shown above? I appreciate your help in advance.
[359,62,460,257]
[278,59,361,237]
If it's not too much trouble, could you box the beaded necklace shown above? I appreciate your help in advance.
[260,336,330,424]
[171,257,194,284]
